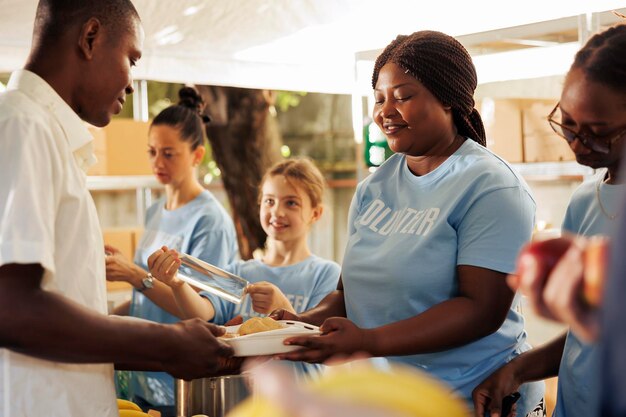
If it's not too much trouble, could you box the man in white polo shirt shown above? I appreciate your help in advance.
[0,1,234,416]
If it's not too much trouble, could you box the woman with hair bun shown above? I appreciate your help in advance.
[274,30,544,416]
[104,86,239,415]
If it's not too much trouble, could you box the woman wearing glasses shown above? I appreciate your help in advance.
[473,23,626,417]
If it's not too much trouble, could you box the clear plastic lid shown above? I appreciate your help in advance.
[177,253,248,304]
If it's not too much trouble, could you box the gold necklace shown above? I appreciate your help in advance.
[596,178,619,221]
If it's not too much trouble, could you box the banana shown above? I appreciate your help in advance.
[117,398,142,412]
[119,410,150,417]
[227,364,469,417]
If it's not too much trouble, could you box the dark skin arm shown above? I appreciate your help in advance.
[278,265,515,363]
[0,263,234,380]
[472,333,566,417]
[112,300,131,316]
[271,276,347,326]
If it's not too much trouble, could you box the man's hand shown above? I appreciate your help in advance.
[162,319,234,380]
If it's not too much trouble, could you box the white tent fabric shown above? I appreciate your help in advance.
[1,0,625,94]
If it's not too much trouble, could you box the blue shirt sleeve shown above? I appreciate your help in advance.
[187,215,238,267]
[457,186,535,274]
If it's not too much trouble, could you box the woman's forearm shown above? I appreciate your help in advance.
[172,283,216,321]
[299,290,346,326]
[365,296,507,356]
[512,333,566,382]
[139,278,187,318]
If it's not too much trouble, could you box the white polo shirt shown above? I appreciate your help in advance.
[0,70,118,416]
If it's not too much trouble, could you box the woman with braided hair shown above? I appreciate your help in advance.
[272,30,544,415]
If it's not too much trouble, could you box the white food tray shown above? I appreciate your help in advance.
[221,320,320,357]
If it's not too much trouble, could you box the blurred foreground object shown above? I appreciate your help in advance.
[512,235,607,342]
[228,361,469,417]
[583,236,610,308]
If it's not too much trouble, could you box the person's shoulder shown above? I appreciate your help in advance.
[194,191,230,215]
[0,91,62,162]
[457,139,513,172]
[307,255,341,273]
[233,259,270,278]
[192,191,236,227]
[223,259,248,275]
[0,90,52,130]
[570,171,602,202]
[456,139,526,188]
[145,196,166,218]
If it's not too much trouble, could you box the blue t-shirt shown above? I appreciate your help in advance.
[341,139,543,414]
[601,160,626,417]
[555,170,624,417]
[202,255,340,377]
[128,190,239,407]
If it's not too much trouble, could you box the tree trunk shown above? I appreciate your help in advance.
[196,86,282,259]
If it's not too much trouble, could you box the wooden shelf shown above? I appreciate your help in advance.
[87,175,162,191]
[510,162,594,182]
[327,178,358,188]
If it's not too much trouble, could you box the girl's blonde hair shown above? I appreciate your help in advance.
[259,158,326,208]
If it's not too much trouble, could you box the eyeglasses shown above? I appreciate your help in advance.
[547,102,626,154]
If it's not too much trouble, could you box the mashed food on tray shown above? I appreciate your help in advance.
[237,317,285,336]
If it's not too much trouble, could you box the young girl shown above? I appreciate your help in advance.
[148,157,341,376]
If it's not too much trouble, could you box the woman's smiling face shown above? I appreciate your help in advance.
[373,62,454,157]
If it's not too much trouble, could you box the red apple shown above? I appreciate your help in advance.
[583,237,610,308]
[517,237,573,274]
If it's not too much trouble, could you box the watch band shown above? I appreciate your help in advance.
[137,272,154,292]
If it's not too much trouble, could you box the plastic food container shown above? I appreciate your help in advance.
[177,253,249,304]
[222,320,320,356]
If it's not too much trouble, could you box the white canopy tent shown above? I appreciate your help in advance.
[1,0,626,94]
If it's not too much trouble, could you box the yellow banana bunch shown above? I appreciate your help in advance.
[117,399,142,412]
[118,410,151,417]
[228,364,470,417]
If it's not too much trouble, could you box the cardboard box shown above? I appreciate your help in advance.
[478,98,524,163]
[521,100,575,162]
[520,99,557,136]
[132,227,144,251]
[87,119,153,176]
